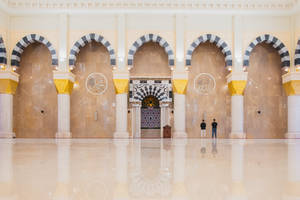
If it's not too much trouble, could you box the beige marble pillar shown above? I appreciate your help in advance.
[0,70,19,138]
[172,71,188,138]
[113,71,129,138]
[283,72,300,138]
[227,72,248,139]
[132,102,141,138]
[53,71,75,138]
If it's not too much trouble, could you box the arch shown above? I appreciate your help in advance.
[69,33,116,67]
[11,34,58,67]
[129,80,172,103]
[243,34,290,69]
[0,35,7,65]
[295,38,300,67]
[186,34,233,67]
[127,34,175,66]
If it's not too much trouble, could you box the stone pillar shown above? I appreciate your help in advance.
[53,71,75,138]
[227,72,248,139]
[113,72,129,138]
[172,139,187,200]
[283,72,300,138]
[113,140,129,200]
[172,71,188,138]
[160,102,169,138]
[132,103,141,138]
[0,70,19,138]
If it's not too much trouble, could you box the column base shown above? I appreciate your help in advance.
[173,131,187,138]
[230,132,246,139]
[56,132,72,139]
[285,132,300,139]
[0,132,15,138]
[114,131,129,138]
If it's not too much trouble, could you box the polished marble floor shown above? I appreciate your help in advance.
[0,138,299,200]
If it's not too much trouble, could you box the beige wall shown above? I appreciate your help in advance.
[130,42,171,77]
[186,42,231,138]
[13,43,58,138]
[71,41,115,138]
[244,43,287,138]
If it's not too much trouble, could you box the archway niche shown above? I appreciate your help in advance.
[70,41,115,138]
[130,42,173,138]
[186,42,231,138]
[13,43,57,138]
[244,43,287,138]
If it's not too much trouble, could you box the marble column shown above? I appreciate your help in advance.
[53,71,75,138]
[172,71,188,138]
[113,72,129,138]
[283,72,300,138]
[132,103,141,138]
[227,72,248,139]
[113,140,129,200]
[160,102,169,138]
[0,70,19,138]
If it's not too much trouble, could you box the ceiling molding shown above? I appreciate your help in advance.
[0,0,299,15]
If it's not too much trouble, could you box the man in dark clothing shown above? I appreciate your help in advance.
[200,120,206,137]
[211,119,218,138]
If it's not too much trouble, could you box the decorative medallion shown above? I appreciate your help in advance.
[85,73,108,95]
[194,73,216,95]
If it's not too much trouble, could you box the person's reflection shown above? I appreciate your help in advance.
[172,139,188,200]
[229,140,247,200]
[113,139,129,200]
[53,140,71,200]
[283,140,300,199]
[200,138,207,158]
[0,140,17,200]
[212,139,218,156]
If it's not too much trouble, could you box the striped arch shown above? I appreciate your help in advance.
[186,34,233,67]
[69,33,116,67]
[243,34,290,69]
[11,34,58,67]
[127,34,175,66]
[0,35,7,65]
[129,80,172,103]
[295,38,300,67]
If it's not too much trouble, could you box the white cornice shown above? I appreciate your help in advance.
[0,0,299,15]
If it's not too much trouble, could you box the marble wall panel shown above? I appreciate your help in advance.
[244,43,287,138]
[186,42,231,138]
[130,42,171,77]
[71,41,115,138]
[13,43,57,138]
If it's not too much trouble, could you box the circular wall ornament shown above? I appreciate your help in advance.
[85,72,108,95]
[194,73,216,95]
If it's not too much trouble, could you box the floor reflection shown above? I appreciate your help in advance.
[0,139,299,200]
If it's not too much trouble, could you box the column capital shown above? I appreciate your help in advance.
[113,70,129,94]
[282,72,300,96]
[53,71,75,95]
[172,71,188,95]
[226,71,248,96]
[0,70,19,94]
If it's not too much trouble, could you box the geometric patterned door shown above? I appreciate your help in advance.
[141,108,161,129]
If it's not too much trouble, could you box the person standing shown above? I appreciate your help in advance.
[211,119,218,138]
[200,120,206,137]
